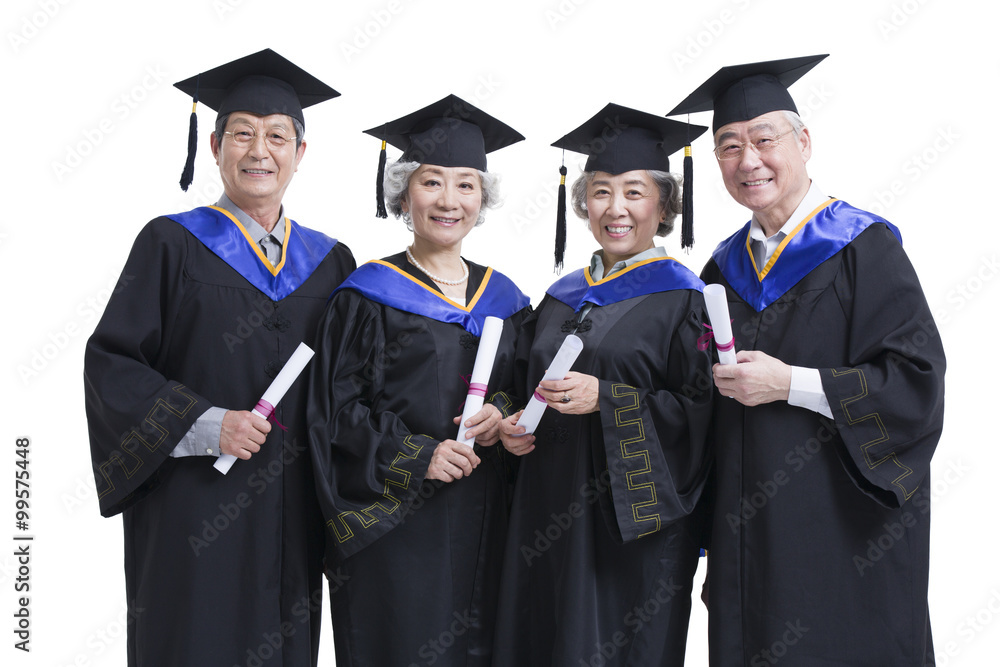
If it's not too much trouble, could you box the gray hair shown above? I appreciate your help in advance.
[214,113,305,151]
[570,170,682,237]
[383,159,501,228]
[782,110,806,137]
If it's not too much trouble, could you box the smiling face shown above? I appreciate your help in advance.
[585,170,664,267]
[210,112,305,218]
[402,164,482,252]
[714,111,812,234]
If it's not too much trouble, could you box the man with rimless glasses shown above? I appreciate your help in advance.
[670,56,945,665]
[83,50,354,666]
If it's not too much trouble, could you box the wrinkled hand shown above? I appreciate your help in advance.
[535,371,600,414]
[453,404,502,447]
[220,410,271,460]
[427,440,481,483]
[712,350,791,406]
[499,411,535,456]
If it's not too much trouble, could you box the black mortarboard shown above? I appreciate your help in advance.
[549,103,708,268]
[363,94,524,218]
[668,55,828,133]
[173,49,340,191]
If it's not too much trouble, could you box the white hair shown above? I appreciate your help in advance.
[382,160,501,228]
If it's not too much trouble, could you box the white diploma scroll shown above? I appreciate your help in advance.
[213,342,316,474]
[513,334,584,436]
[703,284,738,365]
[457,316,505,448]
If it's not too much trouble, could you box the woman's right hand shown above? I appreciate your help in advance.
[498,411,535,456]
[426,439,481,482]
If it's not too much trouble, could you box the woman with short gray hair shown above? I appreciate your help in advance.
[307,95,530,666]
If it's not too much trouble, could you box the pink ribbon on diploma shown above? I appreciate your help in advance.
[467,382,488,398]
[697,322,735,352]
[254,399,288,432]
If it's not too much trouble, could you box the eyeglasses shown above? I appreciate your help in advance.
[223,125,297,150]
[714,130,792,161]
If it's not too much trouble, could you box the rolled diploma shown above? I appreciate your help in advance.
[513,334,584,436]
[457,316,505,448]
[213,342,316,474]
[704,284,737,365]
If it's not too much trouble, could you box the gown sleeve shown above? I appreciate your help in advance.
[596,295,714,543]
[83,219,212,518]
[819,224,946,508]
[307,289,439,560]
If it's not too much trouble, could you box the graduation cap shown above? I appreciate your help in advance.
[668,54,828,133]
[549,103,708,269]
[173,48,340,191]
[363,94,525,218]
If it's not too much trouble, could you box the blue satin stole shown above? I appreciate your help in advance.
[712,199,902,312]
[546,256,705,312]
[335,260,530,336]
[167,206,338,301]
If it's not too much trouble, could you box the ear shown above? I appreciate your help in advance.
[210,132,221,164]
[798,126,812,164]
[294,140,307,172]
[400,195,409,214]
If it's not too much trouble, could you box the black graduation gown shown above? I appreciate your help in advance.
[700,204,946,666]
[84,213,354,667]
[306,253,531,667]
[493,261,714,666]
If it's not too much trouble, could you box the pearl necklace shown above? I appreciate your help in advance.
[405,246,469,285]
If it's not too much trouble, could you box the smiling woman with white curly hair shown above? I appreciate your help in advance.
[306,95,532,666]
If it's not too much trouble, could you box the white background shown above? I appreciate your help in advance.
[3,0,996,665]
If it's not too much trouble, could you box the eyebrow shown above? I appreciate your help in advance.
[590,179,648,187]
[715,122,781,145]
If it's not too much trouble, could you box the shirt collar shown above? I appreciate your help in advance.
[589,245,667,281]
[216,192,286,243]
[749,181,828,242]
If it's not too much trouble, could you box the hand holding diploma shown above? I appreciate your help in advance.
[214,342,316,474]
[703,284,738,365]
[456,316,505,448]
[512,334,584,436]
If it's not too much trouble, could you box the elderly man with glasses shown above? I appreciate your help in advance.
[83,49,355,667]
[670,55,946,666]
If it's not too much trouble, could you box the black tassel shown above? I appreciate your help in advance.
[681,145,694,250]
[554,164,567,274]
[179,100,198,192]
[375,140,388,219]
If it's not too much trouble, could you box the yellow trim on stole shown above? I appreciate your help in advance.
[368,259,492,312]
[746,198,838,282]
[583,256,678,286]
[207,205,290,277]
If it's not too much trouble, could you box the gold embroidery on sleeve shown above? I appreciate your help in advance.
[97,385,199,499]
[833,368,917,499]
[612,384,661,537]
[329,435,425,543]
